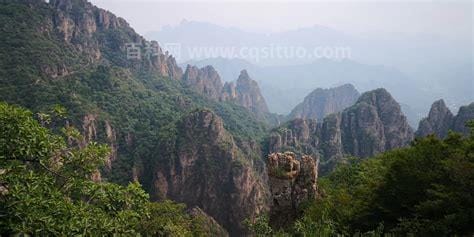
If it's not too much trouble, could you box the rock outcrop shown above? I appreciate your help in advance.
[416,99,454,138]
[340,88,414,158]
[267,152,318,228]
[452,103,474,135]
[268,119,320,157]
[182,65,224,100]
[221,70,270,115]
[49,0,182,79]
[268,88,414,173]
[289,84,360,120]
[145,110,268,235]
[79,114,118,169]
[416,100,474,138]
[181,66,271,119]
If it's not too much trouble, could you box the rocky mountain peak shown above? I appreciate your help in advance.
[356,88,392,107]
[416,101,474,138]
[452,103,474,135]
[289,83,360,120]
[268,88,414,173]
[47,0,182,79]
[416,99,454,138]
[238,69,250,80]
[341,88,414,157]
[182,65,224,100]
[221,69,269,115]
[427,99,451,119]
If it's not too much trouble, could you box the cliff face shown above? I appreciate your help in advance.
[452,103,474,135]
[268,119,320,157]
[145,110,268,235]
[182,65,224,100]
[340,88,414,158]
[267,152,318,228]
[416,99,454,138]
[268,88,414,173]
[416,100,474,138]
[3,1,272,235]
[222,70,270,115]
[289,84,360,120]
[181,66,271,120]
[49,0,182,79]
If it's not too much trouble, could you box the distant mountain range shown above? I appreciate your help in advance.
[150,20,473,122]
[1,1,472,236]
[183,57,446,127]
[146,20,470,73]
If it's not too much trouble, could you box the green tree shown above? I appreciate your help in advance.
[0,102,203,236]
[293,121,474,236]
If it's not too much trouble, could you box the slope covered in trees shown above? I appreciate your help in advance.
[249,121,474,236]
[0,1,269,234]
[0,101,228,236]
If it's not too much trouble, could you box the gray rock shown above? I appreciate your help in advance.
[289,84,360,120]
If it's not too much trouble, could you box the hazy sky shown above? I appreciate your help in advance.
[89,0,472,40]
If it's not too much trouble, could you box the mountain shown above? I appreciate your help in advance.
[0,1,271,234]
[2,2,472,236]
[182,57,258,82]
[268,88,414,173]
[147,20,468,68]
[182,57,435,126]
[340,88,414,158]
[182,65,224,100]
[416,100,474,138]
[141,109,268,235]
[182,65,271,120]
[222,70,270,115]
[146,20,471,89]
[288,84,360,120]
[452,103,474,135]
[416,100,454,138]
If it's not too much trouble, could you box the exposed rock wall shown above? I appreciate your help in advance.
[416,99,454,138]
[80,114,118,169]
[48,0,182,79]
[267,152,318,228]
[268,88,414,173]
[222,70,270,115]
[452,103,474,135]
[416,100,474,138]
[182,66,270,118]
[340,88,413,158]
[182,65,224,100]
[289,84,360,120]
[145,110,268,235]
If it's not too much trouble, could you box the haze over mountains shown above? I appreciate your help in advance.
[146,20,470,71]
[1,0,473,236]
[153,20,472,126]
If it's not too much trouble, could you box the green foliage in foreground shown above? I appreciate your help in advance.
[248,121,474,237]
[0,102,208,236]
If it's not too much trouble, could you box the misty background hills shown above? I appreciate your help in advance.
[182,57,439,127]
[146,20,473,127]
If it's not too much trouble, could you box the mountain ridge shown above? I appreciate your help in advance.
[268,88,414,173]
[288,83,360,121]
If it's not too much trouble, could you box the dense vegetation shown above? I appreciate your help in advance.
[2,1,473,236]
[0,101,221,236]
[0,1,269,188]
[250,122,474,236]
